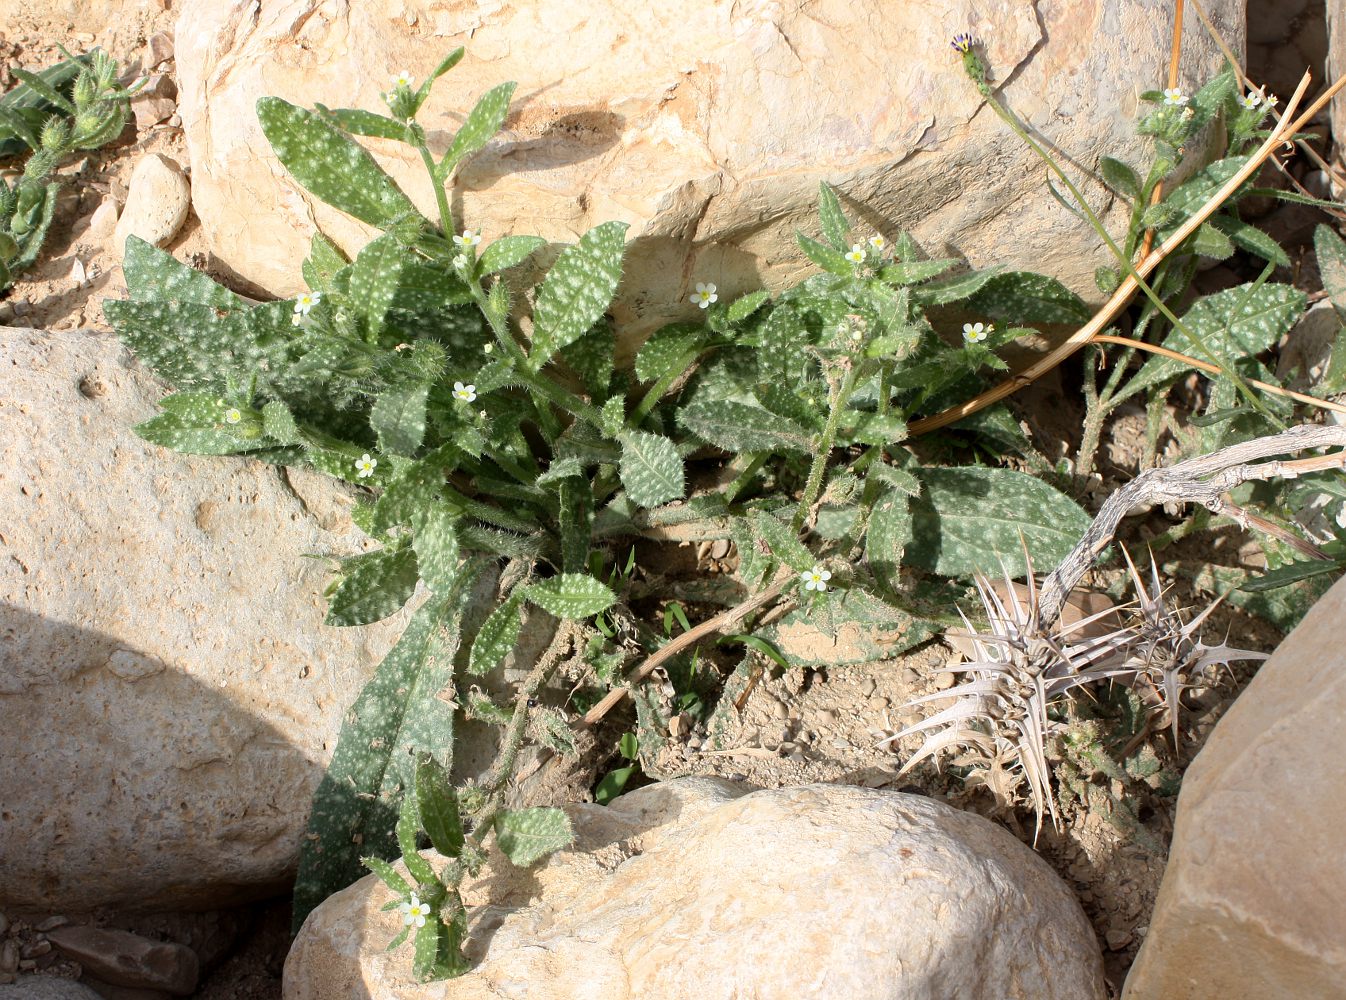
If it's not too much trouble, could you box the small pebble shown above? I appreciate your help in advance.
[901,713,921,728]
[21,940,51,959]
[17,959,34,972]
[786,708,801,722]
[777,741,796,755]
[866,696,890,712]
[830,738,850,750]
[0,940,17,973]
[1105,928,1133,951]
[770,700,788,720]
[900,668,919,685]
[787,750,806,762]
[0,911,8,935]
[860,678,877,697]
[934,671,955,690]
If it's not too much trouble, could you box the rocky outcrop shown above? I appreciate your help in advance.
[175,0,1244,346]
[285,778,1107,999]
[0,328,415,911]
[1122,575,1346,999]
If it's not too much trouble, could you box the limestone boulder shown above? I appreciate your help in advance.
[176,0,1243,345]
[1122,574,1346,999]
[0,328,416,911]
[285,779,1106,1000]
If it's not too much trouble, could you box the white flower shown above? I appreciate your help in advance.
[1238,92,1263,111]
[393,70,415,89]
[224,408,242,425]
[355,453,377,478]
[800,566,831,592]
[399,894,430,928]
[483,342,494,354]
[453,381,477,402]
[868,235,886,251]
[294,291,321,316]
[690,282,718,308]
[1161,88,1187,107]
[453,229,482,249]
[845,244,865,263]
[962,321,992,343]
[1265,93,1279,109]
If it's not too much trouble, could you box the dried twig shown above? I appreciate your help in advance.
[911,69,1339,436]
[582,571,794,725]
[1036,423,1346,626]
[1090,332,1346,414]
[1138,0,1187,262]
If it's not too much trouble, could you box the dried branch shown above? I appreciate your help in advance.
[1037,423,1346,626]
[582,571,794,725]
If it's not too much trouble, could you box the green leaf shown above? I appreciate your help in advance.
[841,411,908,447]
[865,489,913,588]
[411,47,465,113]
[965,271,1091,324]
[903,467,1090,577]
[492,807,574,867]
[536,456,587,486]
[122,236,241,308]
[477,235,546,276]
[361,855,412,896]
[749,509,813,572]
[878,258,960,285]
[318,105,411,142]
[761,587,939,666]
[256,96,422,230]
[618,430,686,508]
[349,233,407,340]
[524,574,617,619]
[372,447,455,532]
[816,181,851,251]
[1210,215,1288,267]
[467,589,525,676]
[529,221,628,369]
[1317,224,1346,318]
[726,289,771,325]
[558,319,615,397]
[635,323,708,383]
[370,382,429,456]
[439,81,517,179]
[326,548,421,626]
[1239,559,1342,592]
[1100,156,1140,198]
[134,393,261,456]
[261,400,301,444]
[10,67,75,114]
[797,232,852,275]
[556,476,594,573]
[396,792,437,884]
[594,764,638,805]
[415,755,464,858]
[292,584,471,932]
[1190,222,1235,260]
[679,398,812,453]
[911,267,1001,306]
[1126,282,1306,396]
[411,507,459,594]
[302,231,350,292]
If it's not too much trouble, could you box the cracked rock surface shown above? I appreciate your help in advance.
[0,329,416,911]
[175,0,1243,352]
[285,778,1107,1000]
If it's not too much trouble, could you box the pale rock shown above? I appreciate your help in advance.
[1122,575,1346,999]
[285,779,1106,999]
[112,154,189,256]
[175,0,1244,349]
[1276,299,1341,391]
[45,928,196,996]
[0,329,416,911]
[145,31,174,69]
[131,74,177,131]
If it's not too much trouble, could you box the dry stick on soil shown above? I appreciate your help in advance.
[1090,332,1346,414]
[1035,423,1346,627]
[582,571,794,726]
[1217,499,1331,561]
[909,69,1338,437]
[1188,0,1346,202]
[1137,0,1187,262]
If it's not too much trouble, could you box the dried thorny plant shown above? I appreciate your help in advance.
[875,548,1266,838]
